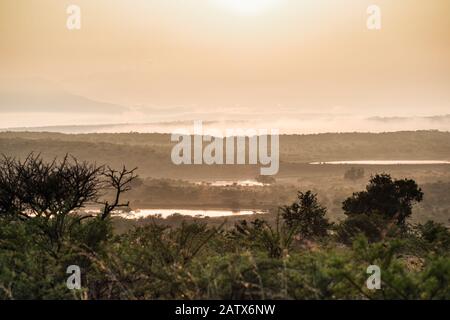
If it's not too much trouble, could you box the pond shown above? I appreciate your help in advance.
[196,180,267,187]
[118,208,267,219]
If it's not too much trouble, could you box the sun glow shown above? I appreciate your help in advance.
[213,0,280,16]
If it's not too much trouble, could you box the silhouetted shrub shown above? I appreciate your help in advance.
[280,191,331,240]
[342,174,423,227]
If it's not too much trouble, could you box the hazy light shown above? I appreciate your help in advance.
[213,0,280,16]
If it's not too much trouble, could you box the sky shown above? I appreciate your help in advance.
[0,0,449,132]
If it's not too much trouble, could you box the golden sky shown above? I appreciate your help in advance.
[0,0,449,130]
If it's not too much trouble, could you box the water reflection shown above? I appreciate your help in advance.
[118,209,266,219]
[310,160,450,165]
[196,180,266,187]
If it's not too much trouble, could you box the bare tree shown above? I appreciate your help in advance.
[99,166,138,220]
[0,154,138,244]
[0,154,101,220]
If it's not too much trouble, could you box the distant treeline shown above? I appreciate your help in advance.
[0,130,449,178]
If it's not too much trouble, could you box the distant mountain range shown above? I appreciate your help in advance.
[0,78,128,114]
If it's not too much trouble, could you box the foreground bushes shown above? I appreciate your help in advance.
[1,212,448,300]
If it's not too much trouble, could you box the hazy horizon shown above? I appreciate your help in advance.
[1,0,449,132]
[2,116,450,135]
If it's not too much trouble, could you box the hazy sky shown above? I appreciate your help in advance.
[0,0,449,131]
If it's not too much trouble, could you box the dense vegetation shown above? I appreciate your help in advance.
[0,155,448,300]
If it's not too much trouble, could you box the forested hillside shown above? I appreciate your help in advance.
[1,131,449,179]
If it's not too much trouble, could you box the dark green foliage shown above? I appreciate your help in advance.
[342,174,424,226]
[415,221,450,252]
[232,215,297,259]
[280,191,331,239]
[337,213,386,244]
[0,217,109,299]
